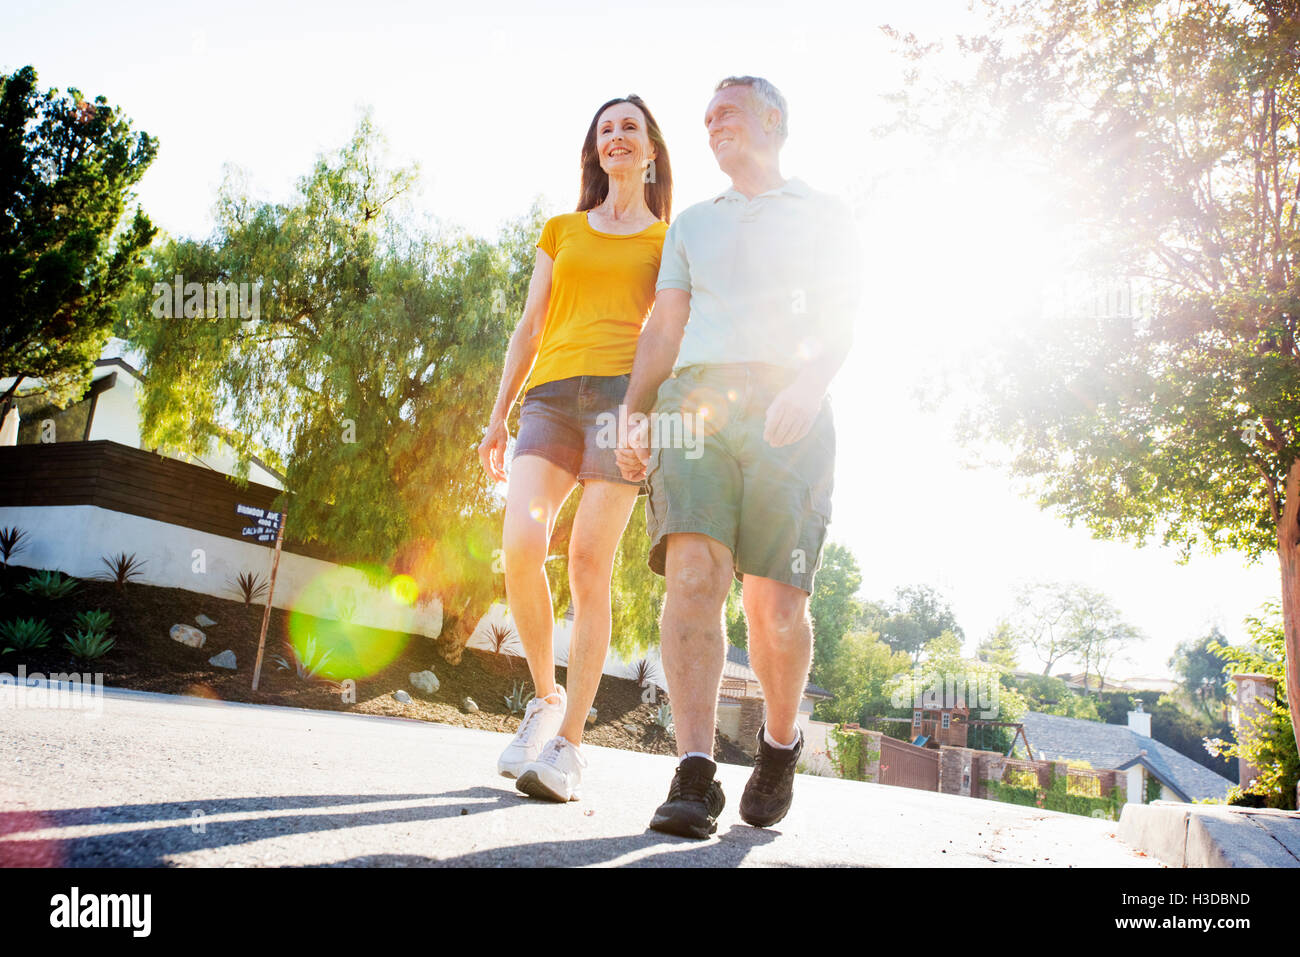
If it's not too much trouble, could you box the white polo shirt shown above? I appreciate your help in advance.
[656,177,864,371]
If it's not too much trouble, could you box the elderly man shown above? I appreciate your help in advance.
[617,76,863,838]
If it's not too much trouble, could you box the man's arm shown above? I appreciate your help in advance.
[624,287,691,414]
[615,287,691,479]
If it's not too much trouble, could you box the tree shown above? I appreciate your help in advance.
[1170,626,1233,720]
[976,619,1023,671]
[809,541,864,680]
[880,583,965,663]
[889,0,1300,756]
[1206,602,1297,808]
[120,114,529,661]
[1011,582,1084,676]
[1067,586,1146,692]
[814,630,912,725]
[1,65,157,423]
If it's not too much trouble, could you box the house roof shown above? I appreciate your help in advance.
[724,643,833,699]
[1018,711,1235,802]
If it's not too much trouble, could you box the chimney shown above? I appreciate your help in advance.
[1127,698,1151,737]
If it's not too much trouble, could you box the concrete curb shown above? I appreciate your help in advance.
[1118,801,1300,867]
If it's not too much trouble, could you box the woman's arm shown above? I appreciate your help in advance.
[478,248,554,481]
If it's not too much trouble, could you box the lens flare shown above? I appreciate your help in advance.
[528,500,546,523]
[389,574,418,607]
[287,567,413,680]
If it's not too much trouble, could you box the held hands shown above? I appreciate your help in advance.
[478,419,510,483]
[616,414,651,482]
[763,380,824,448]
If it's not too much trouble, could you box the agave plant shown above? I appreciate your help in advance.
[272,636,334,680]
[504,680,533,715]
[228,571,268,605]
[17,570,78,599]
[65,630,116,661]
[98,552,146,589]
[71,609,113,636]
[0,526,28,568]
[654,701,674,733]
[0,617,54,653]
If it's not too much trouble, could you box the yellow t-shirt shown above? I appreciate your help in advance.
[527,211,668,391]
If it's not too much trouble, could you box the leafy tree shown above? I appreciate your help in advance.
[888,0,1300,750]
[1011,581,1085,676]
[1170,626,1233,720]
[809,541,864,680]
[1,65,157,423]
[1066,585,1146,692]
[880,583,964,663]
[1207,602,1297,808]
[1149,693,1237,783]
[888,630,1029,730]
[1014,674,1102,721]
[976,618,1022,671]
[814,630,912,725]
[120,114,529,661]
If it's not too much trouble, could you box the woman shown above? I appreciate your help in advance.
[478,94,672,802]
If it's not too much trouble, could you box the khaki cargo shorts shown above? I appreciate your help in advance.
[644,362,835,594]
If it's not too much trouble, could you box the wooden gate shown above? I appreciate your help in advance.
[878,735,940,791]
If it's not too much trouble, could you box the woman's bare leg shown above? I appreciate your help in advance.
[502,455,577,700]
[557,480,640,743]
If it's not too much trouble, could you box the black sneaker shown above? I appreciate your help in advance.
[648,756,725,839]
[740,722,802,827]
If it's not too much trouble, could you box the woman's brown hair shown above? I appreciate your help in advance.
[577,94,672,223]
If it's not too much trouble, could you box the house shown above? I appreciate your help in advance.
[1,338,285,488]
[0,340,441,638]
[716,644,833,755]
[1018,703,1235,803]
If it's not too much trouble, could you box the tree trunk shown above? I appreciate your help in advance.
[1276,458,1300,753]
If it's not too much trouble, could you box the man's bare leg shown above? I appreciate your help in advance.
[741,575,813,745]
[659,533,733,756]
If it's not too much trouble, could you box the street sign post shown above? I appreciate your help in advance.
[237,504,286,691]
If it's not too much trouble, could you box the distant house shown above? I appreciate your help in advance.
[1,338,285,488]
[1019,704,1235,803]
[716,644,833,755]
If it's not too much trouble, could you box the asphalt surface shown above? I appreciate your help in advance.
[0,683,1161,867]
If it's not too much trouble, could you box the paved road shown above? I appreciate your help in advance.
[0,684,1160,867]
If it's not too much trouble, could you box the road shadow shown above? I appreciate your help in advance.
[0,787,514,867]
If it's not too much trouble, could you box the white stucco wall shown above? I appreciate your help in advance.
[0,504,441,637]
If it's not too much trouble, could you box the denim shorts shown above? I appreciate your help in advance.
[645,363,834,593]
[513,373,646,490]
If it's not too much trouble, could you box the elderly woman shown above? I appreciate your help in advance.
[478,94,672,802]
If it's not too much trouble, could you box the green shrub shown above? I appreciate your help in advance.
[71,609,112,636]
[65,630,115,661]
[0,617,54,652]
[17,570,78,599]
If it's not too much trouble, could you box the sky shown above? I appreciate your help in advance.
[4,0,1282,679]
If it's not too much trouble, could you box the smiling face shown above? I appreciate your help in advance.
[705,84,780,172]
[596,101,656,177]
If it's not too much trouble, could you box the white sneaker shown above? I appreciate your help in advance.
[517,735,587,802]
[497,687,566,778]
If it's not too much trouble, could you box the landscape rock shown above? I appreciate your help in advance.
[409,670,439,695]
[393,690,412,704]
[208,650,236,669]
[170,624,206,648]
[195,614,217,627]
[461,697,478,713]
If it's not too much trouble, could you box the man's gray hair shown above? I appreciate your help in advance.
[715,75,788,140]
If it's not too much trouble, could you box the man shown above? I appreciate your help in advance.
[616,76,864,838]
